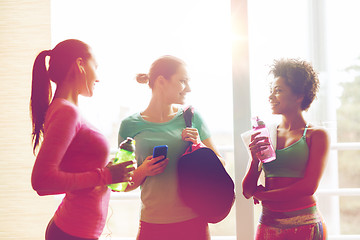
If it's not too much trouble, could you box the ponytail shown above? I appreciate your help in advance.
[136,73,149,84]
[145,55,185,88]
[30,39,92,154]
[30,50,52,154]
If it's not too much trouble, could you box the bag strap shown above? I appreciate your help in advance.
[183,106,194,149]
[183,105,194,128]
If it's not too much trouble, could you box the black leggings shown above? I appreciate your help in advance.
[45,218,98,240]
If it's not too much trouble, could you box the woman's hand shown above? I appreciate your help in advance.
[139,155,169,177]
[182,127,201,144]
[242,135,267,199]
[249,132,270,160]
[106,160,135,184]
[124,155,169,192]
[253,184,266,201]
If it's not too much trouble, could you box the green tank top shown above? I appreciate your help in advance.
[263,124,309,178]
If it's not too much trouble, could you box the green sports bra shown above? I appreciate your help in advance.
[263,124,309,178]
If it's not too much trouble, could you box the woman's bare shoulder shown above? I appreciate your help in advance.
[307,124,330,143]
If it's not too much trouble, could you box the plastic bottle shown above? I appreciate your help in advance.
[251,116,276,163]
[108,137,135,192]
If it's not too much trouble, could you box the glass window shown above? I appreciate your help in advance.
[248,0,311,121]
[52,0,234,238]
[51,0,360,238]
[248,0,360,238]
[326,0,360,235]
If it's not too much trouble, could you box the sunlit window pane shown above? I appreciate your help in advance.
[52,0,233,238]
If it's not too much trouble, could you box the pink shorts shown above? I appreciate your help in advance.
[136,217,210,240]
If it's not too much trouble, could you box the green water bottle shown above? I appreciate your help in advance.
[108,137,135,192]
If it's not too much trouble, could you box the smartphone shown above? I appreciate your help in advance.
[153,145,168,164]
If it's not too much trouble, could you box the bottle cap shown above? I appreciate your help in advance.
[119,137,135,152]
[251,116,266,128]
[257,119,265,126]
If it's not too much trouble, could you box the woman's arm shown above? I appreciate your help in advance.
[181,127,226,165]
[242,158,262,199]
[253,128,330,202]
[31,105,113,196]
[242,132,269,199]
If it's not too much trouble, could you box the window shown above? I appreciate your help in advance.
[326,0,360,236]
[52,0,360,239]
[52,0,234,239]
[246,0,360,238]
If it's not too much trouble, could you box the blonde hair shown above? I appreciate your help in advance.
[136,55,185,88]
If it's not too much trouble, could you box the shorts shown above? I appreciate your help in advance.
[255,204,327,240]
[136,217,210,240]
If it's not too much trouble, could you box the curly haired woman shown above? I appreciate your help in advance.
[242,58,330,240]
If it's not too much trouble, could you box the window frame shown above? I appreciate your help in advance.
[109,1,360,240]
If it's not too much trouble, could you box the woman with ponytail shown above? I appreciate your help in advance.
[30,39,135,240]
[118,55,224,240]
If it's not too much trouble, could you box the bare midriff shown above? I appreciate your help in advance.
[262,177,316,211]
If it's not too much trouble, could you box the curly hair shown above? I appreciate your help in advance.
[269,58,320,111]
